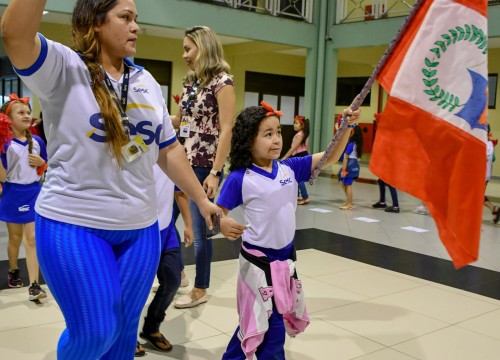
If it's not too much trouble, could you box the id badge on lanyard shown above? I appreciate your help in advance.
[179,117,190,138]
[104,65,149,163]
[121,134,149,163]
[179,80,199,139]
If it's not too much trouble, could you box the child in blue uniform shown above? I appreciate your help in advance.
[217,102,359,359]
[136,165,193,356]
[0,94,47,301]
[338,126,363,210]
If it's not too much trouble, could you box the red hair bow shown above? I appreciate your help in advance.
[260,101,283,117]
[294,115,305,124]
[4,93,30,116]
[8,94,30,104]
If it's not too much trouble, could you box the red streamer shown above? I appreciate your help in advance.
[0,113,13,154]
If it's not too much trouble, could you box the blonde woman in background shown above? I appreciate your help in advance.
[172,26,236,309]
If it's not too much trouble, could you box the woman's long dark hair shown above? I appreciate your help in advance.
[228,106,269,172]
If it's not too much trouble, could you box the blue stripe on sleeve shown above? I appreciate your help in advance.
[159,136,177,150]
[217,168,245,211]
[33,135,48,162]
[345,141,354,155]
[14,34,48,77]
[0,148,7,169]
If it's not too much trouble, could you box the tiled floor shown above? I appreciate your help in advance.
[0,166,499,359]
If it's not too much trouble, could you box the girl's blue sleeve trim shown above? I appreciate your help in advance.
[0,149,7,169]
[345,141,355,155]
[217,169,244,210]
[33,135,48,162]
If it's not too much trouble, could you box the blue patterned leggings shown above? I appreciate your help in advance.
[35,214,160,360]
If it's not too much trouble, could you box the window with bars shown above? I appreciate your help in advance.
[0,57,22,105]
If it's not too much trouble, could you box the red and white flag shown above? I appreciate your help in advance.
[370,0,488,268]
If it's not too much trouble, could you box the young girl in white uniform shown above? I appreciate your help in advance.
[217,102,359,359]
[0,94,47,301]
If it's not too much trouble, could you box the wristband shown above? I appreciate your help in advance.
[210,169,222,178]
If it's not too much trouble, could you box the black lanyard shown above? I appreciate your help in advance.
[103,65,131,140]
[185,80,199,116]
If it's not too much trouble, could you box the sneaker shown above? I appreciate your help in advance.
[413,205,428,215]
[8,269,23,288]
[29,281,47,301]
[385,206,400,213]
[372,201,387,209]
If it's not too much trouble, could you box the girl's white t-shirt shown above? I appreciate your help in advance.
[217,156,312,250]
[1,136,47,184]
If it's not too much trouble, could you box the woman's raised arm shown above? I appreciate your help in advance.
[1,0,45,69]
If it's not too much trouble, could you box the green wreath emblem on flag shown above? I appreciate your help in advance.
[422,24,487,112]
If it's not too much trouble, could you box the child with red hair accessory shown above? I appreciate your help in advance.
[0,94,48,300]
[281,115,311,205]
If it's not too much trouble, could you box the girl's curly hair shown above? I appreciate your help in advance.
[228,106,269,172]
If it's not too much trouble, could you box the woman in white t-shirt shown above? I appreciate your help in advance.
[1,1,220,359]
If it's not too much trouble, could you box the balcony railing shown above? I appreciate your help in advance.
[336,0,416,24]
[337,0,500,24]
[189,0,498,25]
[189,0,314,23]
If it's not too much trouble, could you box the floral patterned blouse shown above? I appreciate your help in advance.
[179,72,233,168]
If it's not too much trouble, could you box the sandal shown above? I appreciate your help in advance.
[135,341,145,357]
[297,198,310,205]
[140,332,172,352]
[340,204,354,210]
[493,206,500,225]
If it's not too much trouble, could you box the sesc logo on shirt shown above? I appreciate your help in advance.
[87,112,163,145]
[133,85,149,94]
[279,177,293,187]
